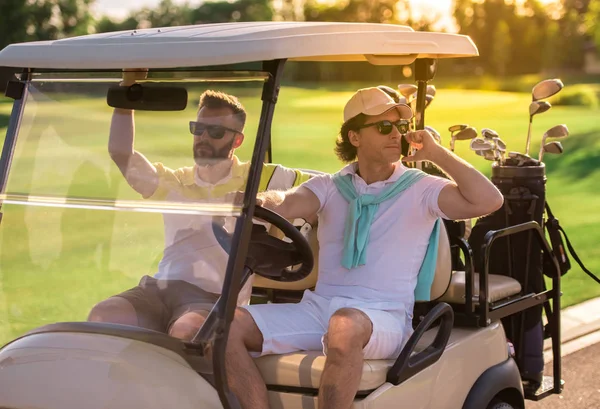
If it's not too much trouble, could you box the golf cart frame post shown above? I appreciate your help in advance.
[0,68,31,219]
[201,59,287,407]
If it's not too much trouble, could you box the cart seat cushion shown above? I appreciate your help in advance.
[254,326,463,391]
[438,271,522,304]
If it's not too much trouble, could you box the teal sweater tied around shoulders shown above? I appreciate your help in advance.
[332,167,441,302]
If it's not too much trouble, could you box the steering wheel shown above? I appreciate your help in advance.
[212,205,314,282]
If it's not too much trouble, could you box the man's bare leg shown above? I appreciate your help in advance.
[226,308,269,409]
[318,308,373,409]
[87,297,139,327]
[169,311,208,341]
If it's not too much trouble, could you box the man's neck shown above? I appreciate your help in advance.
[196,158,234,185]
[356,160,395,185]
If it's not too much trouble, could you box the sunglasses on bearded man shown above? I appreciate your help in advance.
[357,120,410,136]
[189,121,242,139]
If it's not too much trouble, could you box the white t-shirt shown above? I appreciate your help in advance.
[302,162,452,314]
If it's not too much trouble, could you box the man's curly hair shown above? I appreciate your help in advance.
[198,90,247,130]
[334,113,367,163]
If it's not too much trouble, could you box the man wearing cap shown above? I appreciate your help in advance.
[225,87,503,409]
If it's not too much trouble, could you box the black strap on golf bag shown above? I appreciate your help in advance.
[545,202,600,284]
[543,203,571,277]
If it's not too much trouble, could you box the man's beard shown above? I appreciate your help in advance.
[193,139,235,167]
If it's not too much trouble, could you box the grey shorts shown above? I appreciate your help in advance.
[114,275,219,332]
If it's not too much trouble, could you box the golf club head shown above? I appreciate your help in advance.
[425,126,441,144]
[543,141,564,154]
[540,124,569,160]
[426,85,437,97]
[532,78,564,101]
[449,124,468,133]
[424,94,434,109]
[377,85,401,103]
[493,137,507,152]
[481,128,499,139]
[529,100,552,117]
[398,84,418,99]
[454,126,478,141]
[525,100,553,155]
[544,124,569,140]
[470,138,494,151]
[475,149,497,161]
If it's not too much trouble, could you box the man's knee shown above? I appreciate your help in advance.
[325,308,373,353]
[169,311,207,341]
[228,308,264,352]
[88,297,138,326]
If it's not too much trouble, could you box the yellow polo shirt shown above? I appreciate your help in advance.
[149,156,310,305]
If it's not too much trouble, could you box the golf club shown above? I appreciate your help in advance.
[450,126,477,152]
[539,141,564,162]
[524,78,564,155]
[493,137,507,164]
[398,84,418,100]
[426,84,436,97]
[525,100,553,155]
[470,138,494,151]
[481,128,499,140]
[475,149,497,161]
[424,94,434,110]
[532,78,564,101]
[539,124,569,161]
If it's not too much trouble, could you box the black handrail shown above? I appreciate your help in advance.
[480,221,561,327]
[451,236,475,315]
[386,302,454,385]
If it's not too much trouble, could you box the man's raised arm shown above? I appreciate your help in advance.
[257,186,321,222]
[108,70,158,198]
[402,129,504,220]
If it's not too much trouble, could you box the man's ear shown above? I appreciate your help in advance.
[232,133,244,149]
[348,130,360,148]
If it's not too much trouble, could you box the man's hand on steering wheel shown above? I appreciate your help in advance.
[212,204,314,282]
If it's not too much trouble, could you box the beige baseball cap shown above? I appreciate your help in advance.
[343,87,413,122]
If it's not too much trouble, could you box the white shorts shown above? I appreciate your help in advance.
[244,290,410,360]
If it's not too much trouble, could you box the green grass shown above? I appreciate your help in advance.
[1,84,600,345]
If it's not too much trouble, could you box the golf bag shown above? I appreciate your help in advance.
[468,164,547,387]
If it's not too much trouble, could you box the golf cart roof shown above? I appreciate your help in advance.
[0,21,478,70]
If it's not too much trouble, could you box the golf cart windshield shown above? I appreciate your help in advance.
[0,70,270,342]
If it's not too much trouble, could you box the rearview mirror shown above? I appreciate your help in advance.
[107,84,188,111]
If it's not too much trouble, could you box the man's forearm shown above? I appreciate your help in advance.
[430,147,501,207]
[108,109,135,159]
[257,190,286,212]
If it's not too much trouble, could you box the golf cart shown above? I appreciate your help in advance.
[0,22,564,409]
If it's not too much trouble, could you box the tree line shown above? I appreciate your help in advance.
[0,0,598,80]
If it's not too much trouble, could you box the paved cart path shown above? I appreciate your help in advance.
[527,342,600,409]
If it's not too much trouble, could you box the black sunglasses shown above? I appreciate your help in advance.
[189,121,241,139]
[357,120,409,135]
